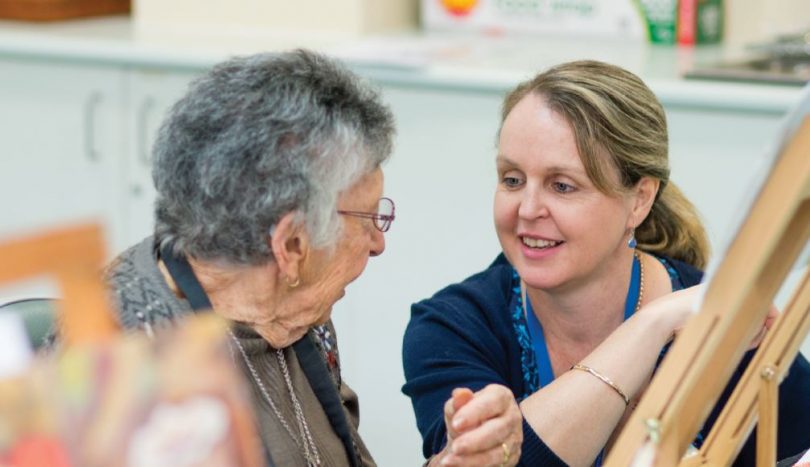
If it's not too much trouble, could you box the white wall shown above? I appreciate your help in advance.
[725,0,810,46]
[331,87,504,466]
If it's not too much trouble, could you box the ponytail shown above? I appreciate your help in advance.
[636,182,710,269]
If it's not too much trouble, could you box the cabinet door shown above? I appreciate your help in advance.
[0,59,126,253]
[124,68,201,247]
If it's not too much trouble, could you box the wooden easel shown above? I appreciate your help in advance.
[606,112,810,466]
[0,224,118,345]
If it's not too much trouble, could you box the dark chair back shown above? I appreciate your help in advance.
[0,298,58,350]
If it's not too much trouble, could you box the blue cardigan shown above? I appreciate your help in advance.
[402,254,810,466]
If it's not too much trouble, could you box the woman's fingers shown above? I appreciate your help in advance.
[451,384,514,432]
[748,325,767,350]
[452,387,475,412]
[444,388,475,441]
[764,304,779,329]
[651,287,782,350]
[451,410,522,454]
[748,304,781,350]
[648,287,781,350]
[440,384,522,466]
[441,431,522,467]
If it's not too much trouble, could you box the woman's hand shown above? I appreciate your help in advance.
[640,284,780,350]
[747,304,779,350]
[639,284,703,342]
[431,384,523,467]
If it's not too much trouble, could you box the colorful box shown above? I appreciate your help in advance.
[421,0,723,44]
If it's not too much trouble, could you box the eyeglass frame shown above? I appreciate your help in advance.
[337,197,395,232]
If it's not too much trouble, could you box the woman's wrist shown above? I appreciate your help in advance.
[636,294,691,346]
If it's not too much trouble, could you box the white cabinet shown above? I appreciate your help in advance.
[0,57,789,261]
[0,59,127,253]
[0,59,201,253]
[123,68,200,246]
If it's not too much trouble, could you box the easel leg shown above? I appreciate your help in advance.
[757,365,778,466]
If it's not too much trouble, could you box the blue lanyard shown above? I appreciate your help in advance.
[524,255,641,466]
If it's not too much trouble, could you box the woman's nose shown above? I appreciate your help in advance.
[369,227,386,257]
[518,190,549,220]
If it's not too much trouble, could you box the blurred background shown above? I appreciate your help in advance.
[1,0,809,465]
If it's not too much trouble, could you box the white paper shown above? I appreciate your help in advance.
[629,440,656,467]
[696,82,810,311]
[0,313,33,380]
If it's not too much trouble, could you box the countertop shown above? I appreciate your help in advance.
[0,16,803,114]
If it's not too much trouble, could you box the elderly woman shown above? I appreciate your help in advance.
[103,50,521,466]
[402,60,810,466]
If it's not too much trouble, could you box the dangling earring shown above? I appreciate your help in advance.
[627,229,637,249]
[285,275,300,288]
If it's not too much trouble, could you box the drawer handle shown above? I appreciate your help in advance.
[83,92,103,162]
[137,97,156,166]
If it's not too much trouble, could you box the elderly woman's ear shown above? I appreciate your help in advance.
[269,211,310,286]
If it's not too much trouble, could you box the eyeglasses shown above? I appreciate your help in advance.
[337,197,395,232]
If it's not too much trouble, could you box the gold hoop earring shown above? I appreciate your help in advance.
[285,276,300,288]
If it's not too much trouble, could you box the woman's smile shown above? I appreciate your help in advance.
[519,235,565,260]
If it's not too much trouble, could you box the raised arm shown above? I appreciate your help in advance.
[403,272,700,466]
[518,286,699,466]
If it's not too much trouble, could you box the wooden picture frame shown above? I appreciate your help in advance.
[0,223,118,345]
[606,88,810,466]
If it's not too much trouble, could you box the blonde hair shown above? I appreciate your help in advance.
[500,60,709,268]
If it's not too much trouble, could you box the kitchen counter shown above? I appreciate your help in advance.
[0,16,803,114]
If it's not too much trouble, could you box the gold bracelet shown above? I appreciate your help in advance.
[571,364,630,406]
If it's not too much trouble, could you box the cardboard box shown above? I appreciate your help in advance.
[421,0,722,44]
[675,0,723,45]
[135,0,418,37]
[0,0,129,21]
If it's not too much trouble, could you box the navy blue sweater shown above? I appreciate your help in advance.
[402,254,810,465]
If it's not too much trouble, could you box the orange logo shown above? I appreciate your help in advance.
[440,0,478,16]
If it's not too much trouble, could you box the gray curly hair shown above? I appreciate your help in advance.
[152,49,395,265]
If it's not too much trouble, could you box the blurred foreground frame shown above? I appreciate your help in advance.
[0,224,263,466]
[607,88,810,466]
[0,224,118,345]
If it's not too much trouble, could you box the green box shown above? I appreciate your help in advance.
[634,0,722,44]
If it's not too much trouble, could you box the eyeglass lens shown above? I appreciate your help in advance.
[376,198,394,232]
